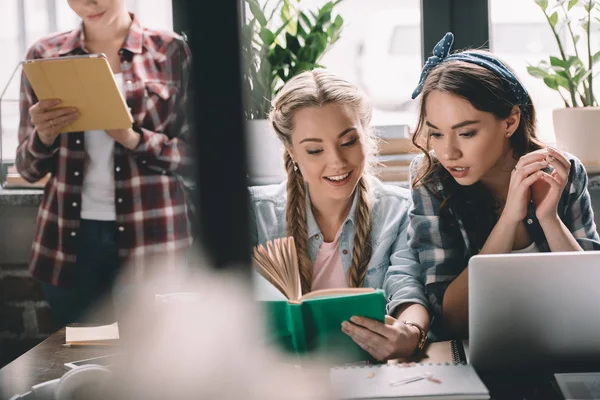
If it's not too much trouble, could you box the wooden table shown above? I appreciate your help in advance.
[0,329,113,400]
[0,330,572,400]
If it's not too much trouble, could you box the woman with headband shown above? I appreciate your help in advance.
[409,32,600,339]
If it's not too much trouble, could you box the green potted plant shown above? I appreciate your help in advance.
[240,0,344,184]
[528,0,600,165]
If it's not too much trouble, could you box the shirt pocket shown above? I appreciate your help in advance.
[143,80,180,134]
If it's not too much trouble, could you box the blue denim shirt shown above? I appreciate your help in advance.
[248,177,431,315]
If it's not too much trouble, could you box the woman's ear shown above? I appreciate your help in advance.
[505,105,521,138]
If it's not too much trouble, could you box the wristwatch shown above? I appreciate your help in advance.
[402,321,427,358]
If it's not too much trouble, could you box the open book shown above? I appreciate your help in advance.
[253,237,386,363]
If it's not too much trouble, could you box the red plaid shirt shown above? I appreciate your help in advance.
[16,15,193,287]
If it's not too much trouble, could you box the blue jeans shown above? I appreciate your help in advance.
[41,219,121,328]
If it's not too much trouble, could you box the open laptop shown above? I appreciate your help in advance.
[468,251,600,372]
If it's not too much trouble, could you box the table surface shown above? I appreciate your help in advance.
[0,329,582,400]
[0,329,111,400]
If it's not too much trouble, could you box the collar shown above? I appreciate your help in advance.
[306,187,359,238]
[58,13,144,56]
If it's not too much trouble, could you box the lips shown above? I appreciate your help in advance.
[323,171,352,186]
[87,11,106,20]
[446,166,470,179]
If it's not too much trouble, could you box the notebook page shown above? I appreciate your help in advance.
[330,363,489,400]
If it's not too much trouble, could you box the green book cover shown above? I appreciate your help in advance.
[260,289,386,364]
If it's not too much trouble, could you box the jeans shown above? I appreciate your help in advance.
[41,219,121,328]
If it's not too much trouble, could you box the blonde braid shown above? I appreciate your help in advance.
[284,152,313,294]
[347,177,373,288]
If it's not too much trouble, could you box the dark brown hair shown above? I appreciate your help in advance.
[411,53,545,253]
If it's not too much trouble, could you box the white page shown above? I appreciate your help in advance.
[252,270,287,301]
[66,322,119,343]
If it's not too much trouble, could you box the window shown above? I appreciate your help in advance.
[266,0,423,128]
[0,0,172,163]
[490,0,579,143]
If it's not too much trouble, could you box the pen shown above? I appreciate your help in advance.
[390,372,432,386]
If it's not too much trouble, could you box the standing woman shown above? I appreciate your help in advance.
[16,0,193,327]
[409,32,600,339]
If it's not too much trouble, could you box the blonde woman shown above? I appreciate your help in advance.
[248,69,430,361]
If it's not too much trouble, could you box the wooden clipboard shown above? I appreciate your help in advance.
[22,53,133,132]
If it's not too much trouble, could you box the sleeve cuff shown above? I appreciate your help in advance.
[28,130,59,158]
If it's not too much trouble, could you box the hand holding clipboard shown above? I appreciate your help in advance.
[22,53,133,142]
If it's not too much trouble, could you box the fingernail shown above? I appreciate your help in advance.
[341,322,348,330]
[541,160,549,165]
[350,316,358,323]
[52,99,61,105]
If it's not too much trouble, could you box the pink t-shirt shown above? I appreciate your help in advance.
[311,230,347,290]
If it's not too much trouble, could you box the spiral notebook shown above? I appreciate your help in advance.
[330,362,489,400]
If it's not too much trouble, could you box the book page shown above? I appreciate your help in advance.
[252,270,288,301]
[252,237,301,301]
[300,287,375,301]
[65,322,119,345]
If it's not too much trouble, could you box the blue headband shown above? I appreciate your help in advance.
[411,32,529,106]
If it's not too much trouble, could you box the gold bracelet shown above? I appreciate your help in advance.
[402,321,427,358]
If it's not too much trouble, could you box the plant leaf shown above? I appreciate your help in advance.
[544,76,559,90]
[248,1,267,26]
[568,0,579,10]
[334,15,344,29]
[535,0,549,10]
[285,32,300,54]
[550,56,568,68]
[527,65,551,79]
[260,28,275,46]
[550,11,559,27]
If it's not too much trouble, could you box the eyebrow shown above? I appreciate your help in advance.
[426,120,480,130]
[299,127,356,144]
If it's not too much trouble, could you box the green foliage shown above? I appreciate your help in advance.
[240,0,344,119]
[529,0,600,106]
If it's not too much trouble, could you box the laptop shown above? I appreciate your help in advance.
[468,251,600,371]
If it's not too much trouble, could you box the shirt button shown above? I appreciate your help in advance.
[76,139,81,144]
[74,171,80,176]
[342,249,348,255]
[527,218,534,225]
[119,226,125,232]
[162,171,167,175]
[117,198,123,203]
[126,80,133,86]
[141,160,147,164]
[115,167,121,172]
[314,234,320,240]
[71,231,76,237]
[72,202,78,207]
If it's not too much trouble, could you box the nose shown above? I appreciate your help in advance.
[328,146,347,169]
[442,136,462,161]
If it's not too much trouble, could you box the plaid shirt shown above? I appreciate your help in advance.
[408,152,600,323]
[15,15,193,287]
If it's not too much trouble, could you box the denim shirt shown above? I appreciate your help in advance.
[408,152,600,338]
[248,177,431,315]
